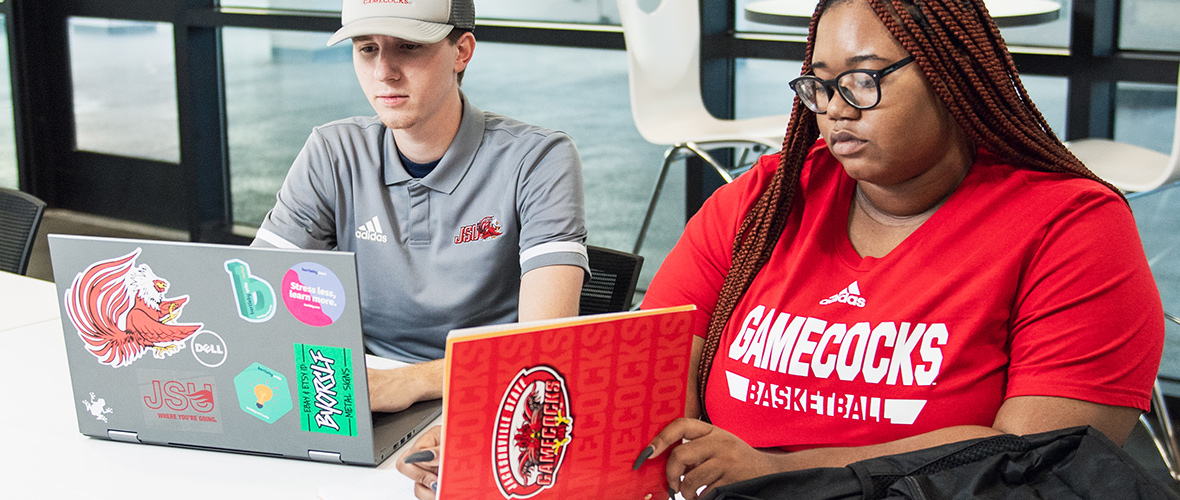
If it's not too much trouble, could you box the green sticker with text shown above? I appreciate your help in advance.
[294,343,356,436]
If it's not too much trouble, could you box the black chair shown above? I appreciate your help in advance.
[579,245,644,315]
[0,187,47,275]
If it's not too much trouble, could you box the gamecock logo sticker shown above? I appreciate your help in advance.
[64,249,204,368]
[492,366,573,499]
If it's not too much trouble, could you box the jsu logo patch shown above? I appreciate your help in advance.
[455,215,503,244]
[493,366,573,499]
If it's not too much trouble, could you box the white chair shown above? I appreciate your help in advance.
[618,0,790,254]
[1066,67,1180,193]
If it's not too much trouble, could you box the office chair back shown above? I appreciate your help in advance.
[0,187,47,275]
[580,245,644,315]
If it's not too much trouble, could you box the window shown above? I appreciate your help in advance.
[462,42,665,264]
[1115,81,1177,154]
[69,18,179,162]
[223,27,369,228]
[1120,0,1180,52]
[0,14,16,188]
[219,0,338,12]
[735,58,802,121]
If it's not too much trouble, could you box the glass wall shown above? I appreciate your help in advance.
[1115,81,1178,154]
[219,0,338,12]
[0,14,16,189]
[1121,0,1180,52]
[222,27,370,229]
[461,42,665,273]
[68,18,180,163]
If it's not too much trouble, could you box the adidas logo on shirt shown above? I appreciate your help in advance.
[355,216,388,243]
[819,281,866,308]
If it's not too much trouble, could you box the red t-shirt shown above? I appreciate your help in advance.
[643,141,1163,451]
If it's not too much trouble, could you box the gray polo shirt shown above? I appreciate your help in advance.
[253,95,589,362]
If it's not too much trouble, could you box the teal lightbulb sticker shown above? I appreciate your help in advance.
[234,362,293,424]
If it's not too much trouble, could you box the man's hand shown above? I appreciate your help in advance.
[396,425,441,500]
[367,360,443,413]
[637,418,782,500]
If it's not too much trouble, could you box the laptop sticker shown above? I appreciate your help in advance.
[192,330,229,368]
[234,362,294,424]
[225,259,277,322]
[282,262,346,327]
[82,392,114,422]
[294,343,357,436]
[493,366,574,499]
[64,248,205,368]
[138,368,224,433]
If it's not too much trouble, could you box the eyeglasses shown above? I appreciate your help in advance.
[789,56,915,114]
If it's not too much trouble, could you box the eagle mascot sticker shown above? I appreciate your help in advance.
[492,366,573,499]
[64,248,204,368]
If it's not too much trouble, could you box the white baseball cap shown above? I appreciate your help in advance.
[327,0,476,47]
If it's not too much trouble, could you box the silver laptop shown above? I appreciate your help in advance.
[47,234,440,466]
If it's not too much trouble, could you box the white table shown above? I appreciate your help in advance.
[0,271,426,500]
[0,270,62,330]
[745,0,1062,28]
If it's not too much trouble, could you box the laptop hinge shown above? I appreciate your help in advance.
[308,450,343,463]
[107,430,140,443]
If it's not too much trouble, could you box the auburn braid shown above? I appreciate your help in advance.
[694,4,822,420]
[693,0,1121,417]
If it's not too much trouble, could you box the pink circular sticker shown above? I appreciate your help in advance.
[281,262,346,327]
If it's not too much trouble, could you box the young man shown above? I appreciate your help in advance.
[252,0,588,413]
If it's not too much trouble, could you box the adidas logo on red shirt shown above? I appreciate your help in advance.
[819,281,866,308]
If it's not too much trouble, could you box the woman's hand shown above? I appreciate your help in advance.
[396,425,442,500]
[638,418,783,500]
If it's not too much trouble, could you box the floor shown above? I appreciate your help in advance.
[23,207,1180,494]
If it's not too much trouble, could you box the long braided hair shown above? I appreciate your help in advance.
[694,0,1120,417]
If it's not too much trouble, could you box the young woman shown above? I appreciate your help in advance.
[637,1,1164,498]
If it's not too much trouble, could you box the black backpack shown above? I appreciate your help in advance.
[704,426,1179,500]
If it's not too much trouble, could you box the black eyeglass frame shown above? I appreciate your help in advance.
[789,56,916,114]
